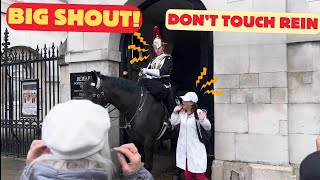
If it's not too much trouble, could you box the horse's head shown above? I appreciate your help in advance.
[83,71,111,106]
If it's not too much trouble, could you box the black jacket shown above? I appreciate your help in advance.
[156,55,173,85]
[300,151,320,180]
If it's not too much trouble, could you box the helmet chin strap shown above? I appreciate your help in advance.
[96,77,101,89]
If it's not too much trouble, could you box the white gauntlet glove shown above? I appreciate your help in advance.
[141,68,148,75]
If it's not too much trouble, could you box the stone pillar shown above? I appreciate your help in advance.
[286,45,319,177]
[59,0,122,148]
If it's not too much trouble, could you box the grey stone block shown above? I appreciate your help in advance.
[83,32,109,51]
[215,104,248,133]
[59,66,70,86]
[247,33,287,45]
[279,120,288,136]
[214,89,231,104]
[287,0,320,14]
[67,32,84,52]
[251,0,286,12]
[288,43,314,72]
[259,72,287,88]
[313,42,320,71]
[231,89,254,104]
[288,72,320,103]
[235,134,289,165]
[60,84,71,103]
[69,61,87,73]
[214,74,240,89]
[292,164,300,180]
[214,32,249,45]
[214,45,249,74]
[211,161,294,180]
[271,88,288,104]
[211,160,224,180]
[249,44,287,73]
[240,74,258,88]
[215,132,236,161]
[251,164,294,180]
[231,88,270,104]
[253,88,270,104]
[303,75,312,84]
[223,161,252,180]
[248,104,287,135]
[288,104,320,134]
[289,134,318,164]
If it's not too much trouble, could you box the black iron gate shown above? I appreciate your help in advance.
[1,28,61,157]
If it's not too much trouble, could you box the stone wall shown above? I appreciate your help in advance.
[209,0,320,179]
[287,42,320,180]
[212,0,289,165]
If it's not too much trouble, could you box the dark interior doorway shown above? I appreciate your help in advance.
[119,0,214,177]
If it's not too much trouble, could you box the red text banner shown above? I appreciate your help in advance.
[166,9,320,34]
[6,3,142,33]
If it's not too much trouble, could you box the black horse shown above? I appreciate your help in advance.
[83,71,179,171]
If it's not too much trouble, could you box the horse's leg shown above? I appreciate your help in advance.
[135,142,145,162]
[143,137,155,172]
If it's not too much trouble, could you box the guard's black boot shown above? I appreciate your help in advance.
[167,93,175,115]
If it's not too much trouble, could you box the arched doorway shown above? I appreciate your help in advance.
[119,0,214,177]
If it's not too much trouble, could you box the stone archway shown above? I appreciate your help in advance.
[108,0,214,177]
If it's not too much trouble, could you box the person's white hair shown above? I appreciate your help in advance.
[21,100,118,179]
[21,136,116,179]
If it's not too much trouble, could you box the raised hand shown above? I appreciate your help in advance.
[114,143,142,175]
[27,140,50,161]
[174,105,183,112]
[199,109,207,120]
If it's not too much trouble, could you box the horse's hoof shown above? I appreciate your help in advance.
[173,175,182,180]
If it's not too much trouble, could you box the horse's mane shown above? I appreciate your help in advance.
[103,76,139,94]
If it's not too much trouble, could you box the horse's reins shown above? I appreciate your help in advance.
[104,84,147,130]
[121,87,147,129]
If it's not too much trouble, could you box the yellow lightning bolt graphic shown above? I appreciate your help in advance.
[128,45,149,52]
[133,32,149,46]
[196,67,207,87]
[204,89,224,96]
[201,77,219,90]
[130,55,150,64]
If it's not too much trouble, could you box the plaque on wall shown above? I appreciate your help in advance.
[70,72,98,99]
[21,79,39,118]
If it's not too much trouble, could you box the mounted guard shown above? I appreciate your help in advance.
[139,26,175,115]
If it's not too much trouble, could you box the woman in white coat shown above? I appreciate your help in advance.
[170,92,211,180]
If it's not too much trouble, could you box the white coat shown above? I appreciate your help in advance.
[170,109,211,173]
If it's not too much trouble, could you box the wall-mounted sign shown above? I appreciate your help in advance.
[70,72,98,99]
[21,79,39,118]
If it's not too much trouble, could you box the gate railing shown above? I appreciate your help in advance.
[1,28,61,157]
